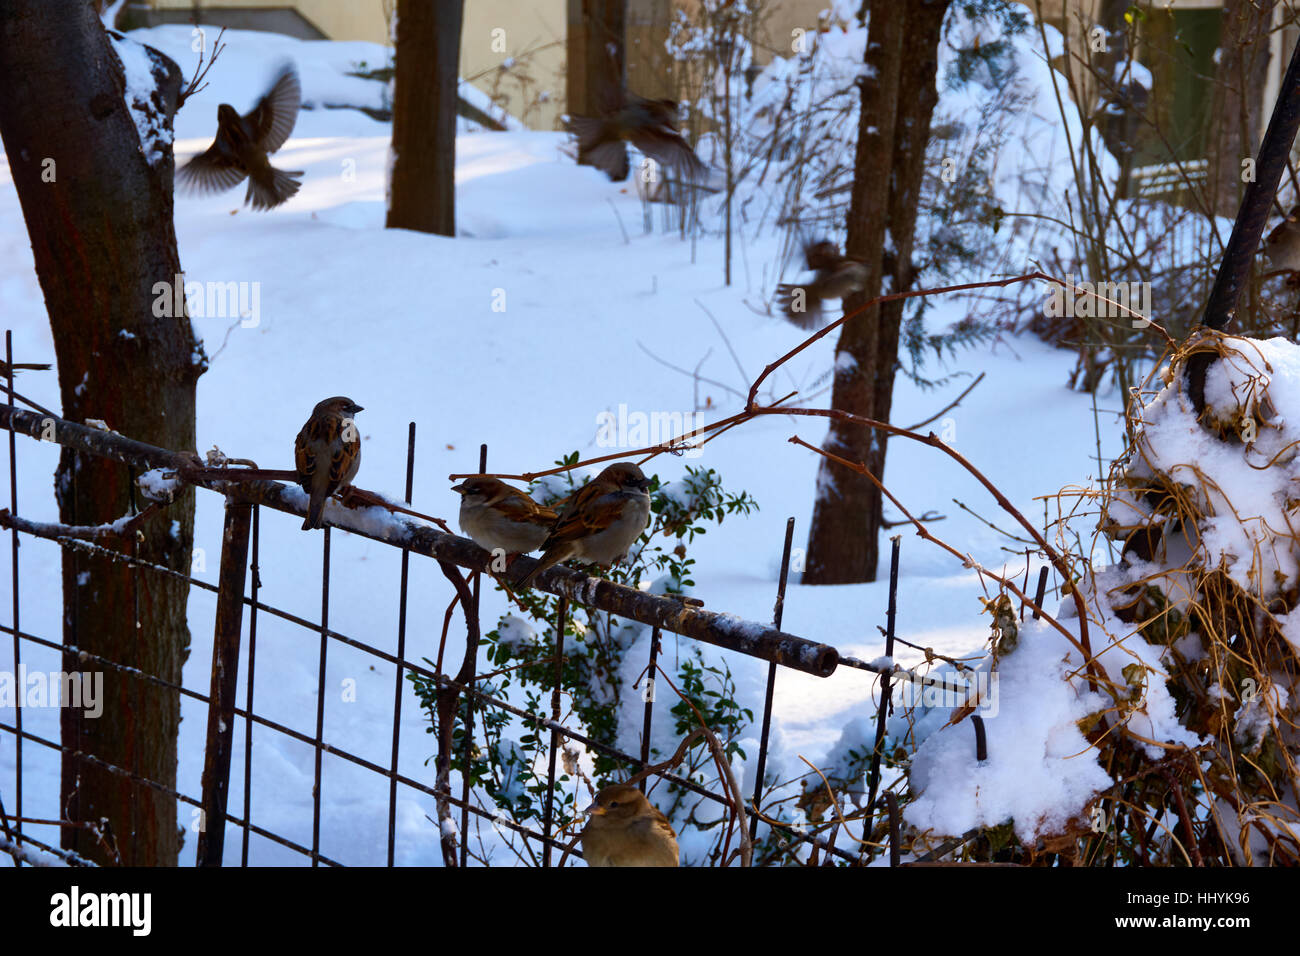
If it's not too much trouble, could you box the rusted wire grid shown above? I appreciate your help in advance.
[0,511,845,804]
[2,487,976,867]
[2,408,883,863]
[5,332,22,864]
[0,443,861,865]
[3,495,874,865]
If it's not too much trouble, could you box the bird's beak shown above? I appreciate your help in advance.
[450,483,466,494]
[584,802,604,817]
[353,405,365,413]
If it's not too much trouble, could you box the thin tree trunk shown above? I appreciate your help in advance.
[1208,0,1275,219]
[0,3,199,864]
[803,0,950,585]
[387,0,464,236]
[568,0,628,179]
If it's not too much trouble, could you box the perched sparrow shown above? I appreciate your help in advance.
[177,63,303,211]
[450,477,558,555]
[1263,206,1300,273]
[581,784,680,867]
[518,463,651,587]
[775,239,870,330]
[567,90,705,182]
[294,396,363,531]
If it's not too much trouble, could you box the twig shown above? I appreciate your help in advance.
[177,26,226,109]
[903,372,986,431]
[652,663,752,867]
[696,299,749,385]
[607,198,630,245]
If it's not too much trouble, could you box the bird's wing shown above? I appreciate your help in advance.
[321,418,359,485]
[775,282,825,330]
[245,64,301,154]
[626,128,705,179]
[493,486,558,526]
[543,481,620,546]
[176,144,247,195]
[294,423,316,483]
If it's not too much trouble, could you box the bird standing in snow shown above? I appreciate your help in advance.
[294,396,363,531]
[177,62,304,210]
[518,462,651,587]
[567,90,705,183]
[581,784,680,867]
[775,239,870,329]
[450,477,558,556]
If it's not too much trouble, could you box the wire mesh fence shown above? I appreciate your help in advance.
[0,333,992,867]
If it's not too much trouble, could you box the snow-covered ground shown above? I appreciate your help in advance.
[0,24,1130,865]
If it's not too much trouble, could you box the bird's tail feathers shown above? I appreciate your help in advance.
[247,165,303,211]
[303,492,326,531]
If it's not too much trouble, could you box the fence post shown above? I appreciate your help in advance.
[196,497,253,866]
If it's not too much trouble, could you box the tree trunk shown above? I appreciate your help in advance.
[567,0,628,179]
[0,5,200,864]
[387,0,464,236]
[803,0,950,585]
[1207,0,1275,219]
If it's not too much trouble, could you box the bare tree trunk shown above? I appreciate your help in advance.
[803,0,950,585]
[567,0,628,179]
[1208,0,1276,219]
[0,3,199,864]
[387,0,464,236]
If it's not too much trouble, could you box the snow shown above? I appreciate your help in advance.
[0,13,1155,865]
[107,31,174,167]
[907,615,1113,842]
[137,467,182,503]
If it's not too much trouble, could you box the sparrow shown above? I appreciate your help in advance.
[1263,206,1300,273]
[294,396,363,531]
[567,90,705,183]
[177,62,304,211]
[450,477,558,555]
[518,462,652,587]
[775,239,870,329]
[581,783,680,867]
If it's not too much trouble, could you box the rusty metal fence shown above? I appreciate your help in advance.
[0,333,1007,867]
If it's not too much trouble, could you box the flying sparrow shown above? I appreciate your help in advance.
[567,90,705,183]
[1264,206,1300,274]
[775,239,870,329]
[450,477,558,555]
[177,62,304,211]
[518,462,651,587]
[581,783,680,867]
[294,396,363,531]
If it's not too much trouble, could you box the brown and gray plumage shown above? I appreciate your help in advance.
[775,239,870,329]
[450,477,558,555]
[1264,205,1300,273]
[581,784,680,867]
[177,63,303,210]
[518,463,651,588]
[567,90,705,182]
[294,396,363,531]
